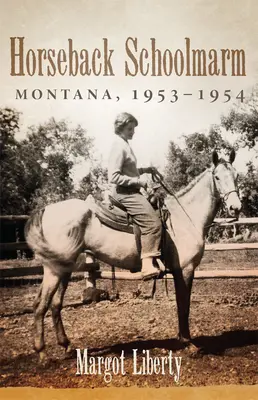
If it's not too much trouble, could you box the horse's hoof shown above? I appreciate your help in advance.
[185,343,200,358]
[133,289,142,298]
[177,334,191,345]
[39,351,46,361]
[82,287,109,304]
[64,344,76,359]
[38,351,49,366]
[109,292,119,302]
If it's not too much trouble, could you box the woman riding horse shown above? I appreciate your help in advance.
[108,112,166,280]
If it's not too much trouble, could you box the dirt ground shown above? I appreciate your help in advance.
[0,268,257,388]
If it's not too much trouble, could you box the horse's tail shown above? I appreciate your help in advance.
[24,208,47,255]
[24,207,82,265]
[25,207,60,261]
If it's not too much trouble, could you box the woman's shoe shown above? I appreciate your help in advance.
[141,257,160,281]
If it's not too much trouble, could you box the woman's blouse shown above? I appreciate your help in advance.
[108,135,143,187]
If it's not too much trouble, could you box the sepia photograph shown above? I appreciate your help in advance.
[0,1,257,399]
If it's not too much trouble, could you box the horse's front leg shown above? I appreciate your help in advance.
[173,264,194,344]
[34,266,61,361]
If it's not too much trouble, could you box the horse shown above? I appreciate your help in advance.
[25,149,241,361]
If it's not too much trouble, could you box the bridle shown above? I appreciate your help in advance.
[211,164,239,212]
[219,190,239,212]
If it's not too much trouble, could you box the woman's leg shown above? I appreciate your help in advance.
[116,192,163,279]
[117,192,162,256]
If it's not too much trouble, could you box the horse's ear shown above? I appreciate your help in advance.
[229,148,236,164]
[212,150,219,167]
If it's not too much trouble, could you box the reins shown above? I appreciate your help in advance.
[151,170,239,234]
[151,172,204,238]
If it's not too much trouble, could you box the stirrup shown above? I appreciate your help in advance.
[141,270,159,281]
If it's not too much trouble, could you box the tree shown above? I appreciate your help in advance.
[1,110,108,214]
[165,126,231,191]
[164,141,189,192]
[75,164,108,201]
[239,162,258,217]
[20,118,94,209]
[0,108,28,214]
[221,85,258,149]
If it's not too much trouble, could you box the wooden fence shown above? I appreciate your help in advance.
[0,215,258,281]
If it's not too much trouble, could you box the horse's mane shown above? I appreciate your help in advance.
[175,169,210,198]
[175,158,230,198]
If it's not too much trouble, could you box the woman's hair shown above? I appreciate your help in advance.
[114,112,138,135]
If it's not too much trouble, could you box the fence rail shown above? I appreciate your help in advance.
[0,265,257,280]
[0,262,100,279]
[1,242,29,251]
[0,215,29,221]
[213,217,258,225]
[205,243,258,251]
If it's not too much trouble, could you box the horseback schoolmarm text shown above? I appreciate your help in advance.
[10,37,246,77]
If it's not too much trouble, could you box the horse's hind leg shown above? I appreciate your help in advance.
[51,272,72,353]
[33,283,43,313]
[34,266,61,360]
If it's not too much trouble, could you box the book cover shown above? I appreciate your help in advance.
[0,1,257,399]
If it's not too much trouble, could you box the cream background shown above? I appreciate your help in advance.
[1,0,258,177]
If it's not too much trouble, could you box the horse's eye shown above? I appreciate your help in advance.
[215,176,219,181]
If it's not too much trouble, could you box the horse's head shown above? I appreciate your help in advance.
[212,149,242,217]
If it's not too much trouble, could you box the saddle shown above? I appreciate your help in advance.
[94,191,170,268]
[94,191,169,235]
[95,196,134,234]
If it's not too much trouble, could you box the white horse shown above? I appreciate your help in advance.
[25,150,241,360]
